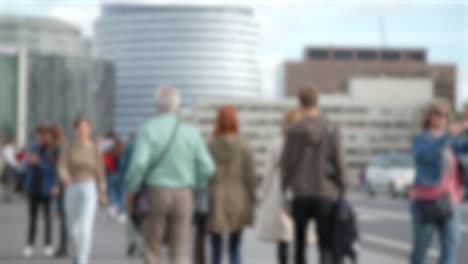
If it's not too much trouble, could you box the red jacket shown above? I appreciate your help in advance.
[102,153,116,174]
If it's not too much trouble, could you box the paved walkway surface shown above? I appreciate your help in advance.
[0,196,403,264]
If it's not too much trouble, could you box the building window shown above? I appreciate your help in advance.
[308,49,328,60]
[381,51,400,61]
[357,51,377,60]
[407,51,425,62]
[333,50,353,60]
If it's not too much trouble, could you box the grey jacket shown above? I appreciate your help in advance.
[281,116,346,199]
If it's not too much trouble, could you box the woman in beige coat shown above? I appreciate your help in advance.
[256,109,315,264]
[207,105,256,264]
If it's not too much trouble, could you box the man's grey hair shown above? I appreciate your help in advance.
[155,85,181,113]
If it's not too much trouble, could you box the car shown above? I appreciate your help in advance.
[364,153,415,198]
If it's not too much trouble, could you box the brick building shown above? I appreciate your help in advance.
[285,47,455,104]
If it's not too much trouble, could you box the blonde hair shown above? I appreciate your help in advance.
[282,108,302,134]
[421,98,451,130]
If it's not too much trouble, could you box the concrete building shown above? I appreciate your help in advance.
[95,4,261,135]
[0,16,89,57]
[185,77,432,178]
[0,48,115,146]
[285,47,455,104]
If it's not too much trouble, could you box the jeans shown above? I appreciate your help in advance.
[57,184,68,253]
[292,197,335,264]
[210,231,243,264]
[277,242,289,264]
[27,194,52,246]
[410,203,462,264]
[107,173,125,212]
[65,181,97,264]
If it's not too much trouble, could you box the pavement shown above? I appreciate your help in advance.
[1,191,466,264]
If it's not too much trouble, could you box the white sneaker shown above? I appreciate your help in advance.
[117,214,127,224]
[44,245,54,257]
[22,246,34,258]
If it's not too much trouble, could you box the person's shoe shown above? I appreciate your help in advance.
[43,245,55,257]
[54,248,67,258]
[107,206,118,219]
[118,214,127,224]
[22,246,34,258]
[126,243,136,257]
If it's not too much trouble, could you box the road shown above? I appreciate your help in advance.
[351,191,468,264]
[0,192,466,263]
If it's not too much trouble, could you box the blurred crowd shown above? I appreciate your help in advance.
[1,84,467,264]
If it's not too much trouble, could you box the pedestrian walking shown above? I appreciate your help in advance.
[58,117,108,264]
[257,108,316,264]
[206,105,256,264]
[124,85,215,264]
[281,85,346,264]
[49,124,69,258]
[22,125,57,258]
[1,136,18,202]
[410,99,467,264]
[108,134,126,222]
[117,134,143,257]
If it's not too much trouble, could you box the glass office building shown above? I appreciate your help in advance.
[95,4,261,135]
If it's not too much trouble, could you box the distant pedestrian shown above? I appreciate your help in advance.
[410,99,467,264]
[107,134,126,222]
[58,117,108,264]
[281,85,346,264]
[117,134,143,257]
[49,124,69,258]
[124,85,214,264]
[257,108,316,264]
[22,125,57,258]
[1,136,18,202]
[206,105,256,264]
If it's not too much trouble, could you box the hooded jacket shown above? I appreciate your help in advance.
[207,135,256,233]
[281,116,346,199]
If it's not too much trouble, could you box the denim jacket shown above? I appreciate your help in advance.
[25,145,56,196]
[412,132,468,185]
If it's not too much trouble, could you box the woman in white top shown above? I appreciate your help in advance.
[256,109,316,264]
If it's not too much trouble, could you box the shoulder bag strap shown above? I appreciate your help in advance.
[139,119,180,189]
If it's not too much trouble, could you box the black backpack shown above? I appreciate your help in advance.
[331,197,359,264]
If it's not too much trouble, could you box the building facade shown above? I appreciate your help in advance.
[285,47,455,104]
[0,49,18,139]
[185,78,432,179]
[0,49,115,146]
[95,4,261,136]
[0,16,89,57]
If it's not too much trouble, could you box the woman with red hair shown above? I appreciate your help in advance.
[206,106,256,264]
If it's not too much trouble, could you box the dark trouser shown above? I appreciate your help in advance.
[27,194,52,246]
[1,166,16,201]
[292,197,336,264]
[193,213,207,264]
[210,231,243,264]
[57,185,68,252]
[278,242,289,264]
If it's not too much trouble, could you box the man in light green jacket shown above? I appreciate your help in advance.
[125,85,214,264]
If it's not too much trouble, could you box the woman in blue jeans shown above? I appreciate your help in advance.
[58,117,107,264]
[207,106,256,264]
[411,99,466,264]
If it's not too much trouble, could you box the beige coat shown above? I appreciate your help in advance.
[256,138,316,243]
[207,136,256,233]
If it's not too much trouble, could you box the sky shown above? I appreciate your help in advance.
[1,0,467,107]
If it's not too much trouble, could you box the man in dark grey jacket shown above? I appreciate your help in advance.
[281,85,346,264]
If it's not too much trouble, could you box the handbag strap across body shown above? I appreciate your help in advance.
[137,119,180,191]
